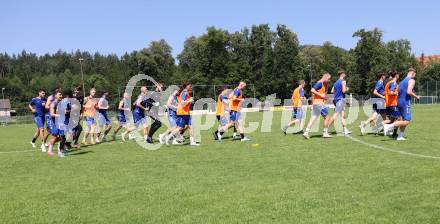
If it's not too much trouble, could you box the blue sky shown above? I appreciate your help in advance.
[1,0,438,57]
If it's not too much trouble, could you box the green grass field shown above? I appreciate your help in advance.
[1,105,440,223]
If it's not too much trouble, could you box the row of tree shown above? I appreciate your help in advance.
[1,25,439,112]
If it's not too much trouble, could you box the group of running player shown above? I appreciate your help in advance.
[28,69,419,157]
[281,68,419,140]
[360,68,420,140]
[29,81,253,157]
[29,87,85,157]
[281,70,351,138]
[211,81,250,142]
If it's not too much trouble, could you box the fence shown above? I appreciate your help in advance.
[417,81,439,98]
[413,81,439,104]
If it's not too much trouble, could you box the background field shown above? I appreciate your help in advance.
[1,105,440,223]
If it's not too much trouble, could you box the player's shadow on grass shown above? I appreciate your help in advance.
[380,137,398,141]
[284,131,304,135]
[72,144,94,149]
[308,131,338,138]
[360,133,383,137]
[69,150,93,156]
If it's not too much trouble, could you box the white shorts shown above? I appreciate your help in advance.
[312,104,329,118]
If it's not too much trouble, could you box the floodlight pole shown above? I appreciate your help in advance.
[79,58,86,98]
[1,88,5,101]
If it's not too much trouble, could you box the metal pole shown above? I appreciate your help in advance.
[436,81,438,98]
[1,88,5,126]
[213,85,216,99]
[212,85,216,112]
[253,84,256,108]
[213,85,216,105]
[79,58,86,98]
[426,82,428,97]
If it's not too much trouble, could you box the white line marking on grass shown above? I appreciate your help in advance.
[0,149,38,154]
[346,135,440,160]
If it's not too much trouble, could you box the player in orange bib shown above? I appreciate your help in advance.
[212,87,237,140]
[303,73,332,139]
[382,71,399,136]
[216,81,250,142]
[82,88,98,145]
[166,83,199,146]
[282,80,305,135]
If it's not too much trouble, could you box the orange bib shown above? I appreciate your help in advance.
[385,81,398,107]
[177,90,191,115]
[83,97,97,117]
[215,94,226,116]
[292,87,302,108]
[229,88,243,112]
[312,82,326,105]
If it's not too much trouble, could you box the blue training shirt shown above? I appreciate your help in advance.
[118,99,129,116]
[233,88,241,97]
[398,77,412,106]
[30,97,46,117]
[181,90,188,101]
[374,80,385,96]
[333,79,345,101]
[50,100,59,124]
[312,81,323,91]
[389,82,397,92]
[133,95,145,116]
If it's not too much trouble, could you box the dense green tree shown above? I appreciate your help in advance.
[385,39,418,75]
[227,28,252,85]
[271,24,301,99]
[352,28,388,95]
[178,27,231,85]
[248,24,274,98]
[0,25,430,113]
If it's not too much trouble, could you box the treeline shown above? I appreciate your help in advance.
[1,24,439,111]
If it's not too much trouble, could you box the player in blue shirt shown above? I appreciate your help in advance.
[132,86,149,141]
[159,87,181,144]
[360,73,387,135]
[29,89,47,151]
[113,92,135,142]
[47,91,63,157]
[384,68,420,140]
[57,90,73,157]
[327,70,351,136]
[41,87,61,148]
[96,91,112,142]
